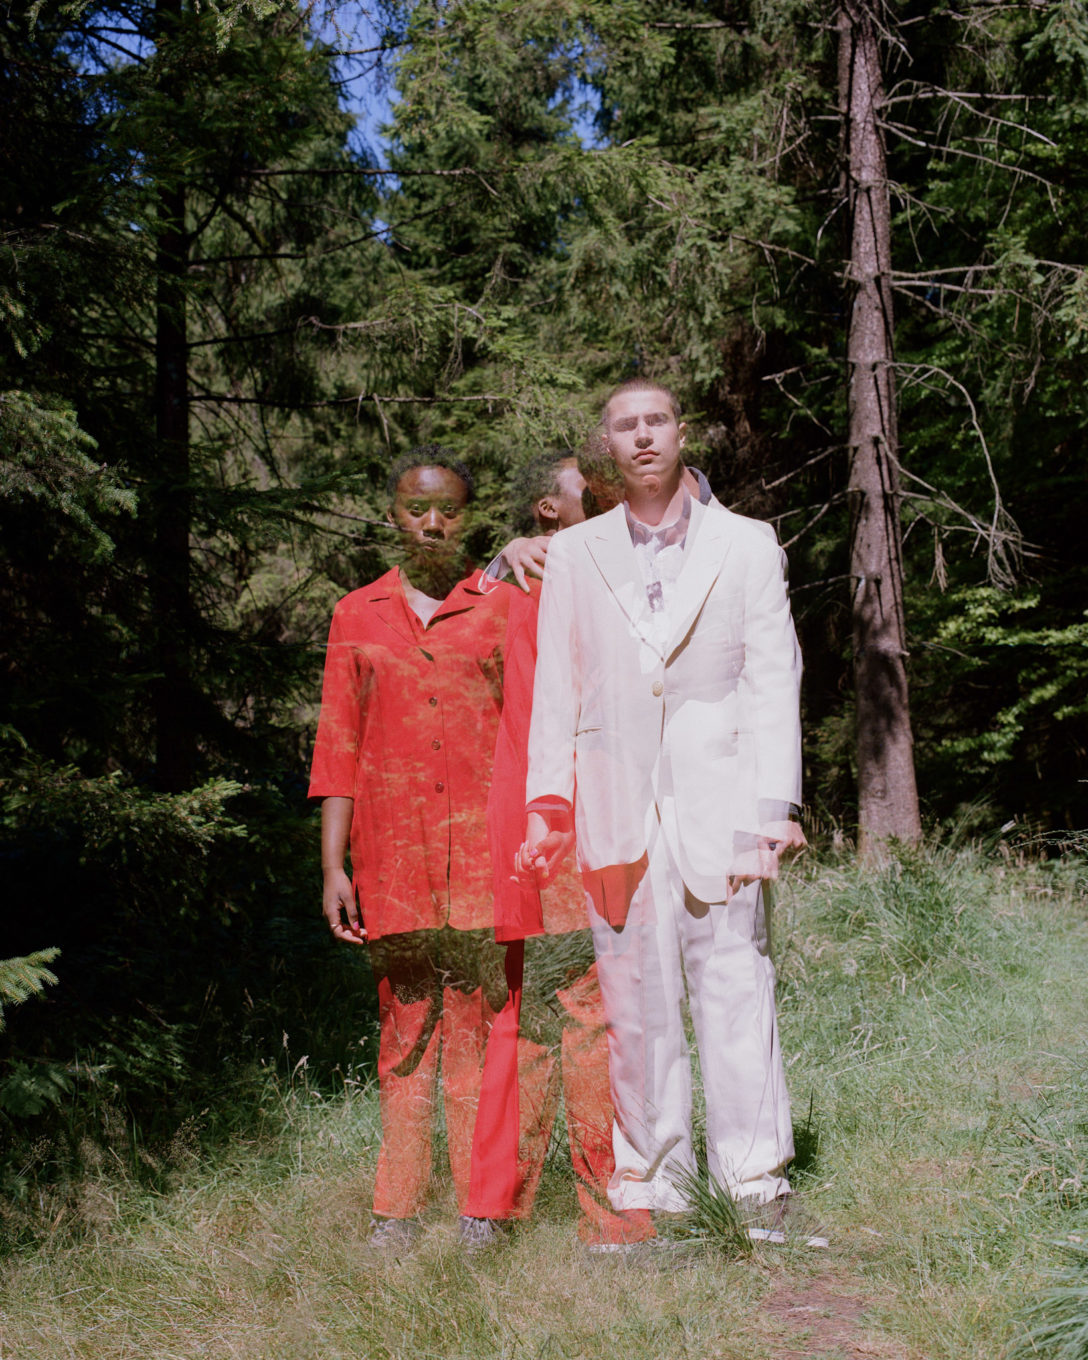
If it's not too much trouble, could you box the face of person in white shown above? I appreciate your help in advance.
[603,388,687,510]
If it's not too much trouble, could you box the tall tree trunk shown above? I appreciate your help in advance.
[152,0,194,792]
[838,0,922,853]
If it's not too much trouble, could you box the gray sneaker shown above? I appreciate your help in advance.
[458,1215,507,1253]
[368,1216,422,1252]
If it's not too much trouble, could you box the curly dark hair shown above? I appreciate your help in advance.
[507,449,576,534]
[386,445,475,502]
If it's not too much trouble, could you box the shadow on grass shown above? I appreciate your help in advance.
[790,1091,822,1182]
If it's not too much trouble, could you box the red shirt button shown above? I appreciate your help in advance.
[435,781,445,793]
[432,739,441,750]
[429,696,438,706]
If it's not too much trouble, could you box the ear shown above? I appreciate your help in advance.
[535,496,558,531]
[385,505,396,525]
[678,420,688,448]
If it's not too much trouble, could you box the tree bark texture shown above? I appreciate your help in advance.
[152,0,195,792]
[838,0,922,852]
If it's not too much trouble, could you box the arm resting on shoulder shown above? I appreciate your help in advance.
[485,536,551,591]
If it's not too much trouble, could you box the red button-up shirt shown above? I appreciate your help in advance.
[308,568,509,940]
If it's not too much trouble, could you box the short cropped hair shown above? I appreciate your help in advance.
[601,378,683,424]
[508,449,575,533]
[386,444,475,503]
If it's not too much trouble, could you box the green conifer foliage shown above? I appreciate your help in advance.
[364,0,1088,831]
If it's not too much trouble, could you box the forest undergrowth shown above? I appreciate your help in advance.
[1,843,1085,1360]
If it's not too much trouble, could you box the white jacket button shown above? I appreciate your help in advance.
[652,680,664,697]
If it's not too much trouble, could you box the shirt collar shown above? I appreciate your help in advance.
[375,567,481,622]
[689,466,713,506]
[624,486,692,550]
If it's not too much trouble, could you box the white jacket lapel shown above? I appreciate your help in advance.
[583,506,660,654]
[665,499,733,658]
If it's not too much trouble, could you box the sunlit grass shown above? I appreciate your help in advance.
[1009,1233,1088,1360]
[1,845,1085,1359]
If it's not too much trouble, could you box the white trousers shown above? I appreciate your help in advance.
[589,817,794,1211]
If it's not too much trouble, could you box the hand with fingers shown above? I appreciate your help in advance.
[323,867,366,944]
[727,821,807,898]
[515,808,574,887]
[504,536,551,592]
[320,795,364,943]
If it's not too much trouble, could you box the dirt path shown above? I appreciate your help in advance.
[761,1269,913,1360]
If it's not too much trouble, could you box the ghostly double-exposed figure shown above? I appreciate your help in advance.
[520,381,805,1218]
[464,450,654,1251]
[308,448,510,1251]
[310,383,806,1251]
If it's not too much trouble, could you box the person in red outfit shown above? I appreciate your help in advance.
[462,451,655,1251]
[309,446,511,1251]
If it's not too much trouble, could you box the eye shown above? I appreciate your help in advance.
[441,504,461,516]
[646,413,669,426]
[406,503,428,515]
[612,418,637,432]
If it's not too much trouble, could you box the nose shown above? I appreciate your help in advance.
[634,425,653,448]
[422,506,444,536]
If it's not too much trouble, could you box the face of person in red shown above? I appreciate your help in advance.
[387,464,470,596]
[604,388,687,498]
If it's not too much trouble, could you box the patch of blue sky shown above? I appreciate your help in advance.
[314,2,397,162]
[552,78,605,149]
[319,2,604,161]
[317,3,603,244]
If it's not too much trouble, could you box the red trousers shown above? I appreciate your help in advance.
[465,938,654,1246]
[369,929,506,1219]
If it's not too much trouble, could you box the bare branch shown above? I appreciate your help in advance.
[762,368,837,438]
[249,166,487,178]
[762,445,840,492]
[882,88,1041,106]
[647,20,739,30]
[893,261,1081,279]
[882,83,1057,146]
[781,496,838,550]
[730,233,817,268]
[880,119,1058,196]
[896,363,1022,586]
[190,393,513,409]
[789,573,857,594]
[299,503,396,530]
[326,42,408,56]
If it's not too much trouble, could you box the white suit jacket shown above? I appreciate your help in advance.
[525,496,802,903]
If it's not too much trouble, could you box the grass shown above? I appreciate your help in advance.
[1010,1235,1088,1360]
[1,843,1086,1359]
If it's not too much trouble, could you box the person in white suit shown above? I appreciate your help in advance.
[519,379,807,1215]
